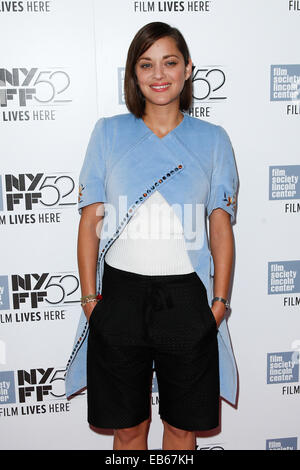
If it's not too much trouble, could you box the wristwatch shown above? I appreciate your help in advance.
[212,297,230,309]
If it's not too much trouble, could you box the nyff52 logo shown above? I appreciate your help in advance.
[0,272,80,310]
[0,173,76,211]
[191,64,227,102]
[0,368,65,404]
[0,68,72,107]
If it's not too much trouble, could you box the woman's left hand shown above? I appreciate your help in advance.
[211,301,226,328]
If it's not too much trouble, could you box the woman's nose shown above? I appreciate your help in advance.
[152,63,164,79]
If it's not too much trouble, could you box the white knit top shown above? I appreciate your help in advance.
[104,190,194,275]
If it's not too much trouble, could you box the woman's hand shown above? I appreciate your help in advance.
[83,300,98,324]
[82,301,97,322]
[211,301,226,328]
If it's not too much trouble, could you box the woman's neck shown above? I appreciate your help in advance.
[142,102,183,139]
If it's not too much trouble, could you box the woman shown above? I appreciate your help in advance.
[65,22,239,450]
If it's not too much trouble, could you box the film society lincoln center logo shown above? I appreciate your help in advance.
[267,351,300,396]
[270,64,300,115]
[268,260,300,308]
[266,437,298,451]
[269,165,300,214]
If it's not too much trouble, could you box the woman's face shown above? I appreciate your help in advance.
[135,36,192,110]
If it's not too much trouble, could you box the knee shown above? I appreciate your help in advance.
[162,420,193,439]
[114,419,150,445]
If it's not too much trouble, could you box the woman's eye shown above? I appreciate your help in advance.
[138,61,177,69]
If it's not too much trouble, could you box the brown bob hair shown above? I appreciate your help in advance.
[124,22,193,118]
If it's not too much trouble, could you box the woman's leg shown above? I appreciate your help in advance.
[162,420,196,450]
[113,418,151,450]
[87,262,153,444]
[152,273,220,444]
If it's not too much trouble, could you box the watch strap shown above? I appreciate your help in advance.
[212,297,230,309]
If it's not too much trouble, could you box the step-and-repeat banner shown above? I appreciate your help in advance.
[0,0,299,450]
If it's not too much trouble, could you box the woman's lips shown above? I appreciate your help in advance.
[150,83,171,92]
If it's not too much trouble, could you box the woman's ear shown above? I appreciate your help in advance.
[185,57,193,80]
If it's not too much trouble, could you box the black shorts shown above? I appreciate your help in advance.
[87,260,220,431]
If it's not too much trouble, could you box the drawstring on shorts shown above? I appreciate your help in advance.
[143,282,174,339]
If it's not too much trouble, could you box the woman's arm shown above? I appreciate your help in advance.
[209,208,234,327]
[77,202,105,322]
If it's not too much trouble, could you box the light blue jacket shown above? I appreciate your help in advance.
[65,112,239,406]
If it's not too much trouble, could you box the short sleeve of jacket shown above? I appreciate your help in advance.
[77,118,107,215]
[207,125,238,224]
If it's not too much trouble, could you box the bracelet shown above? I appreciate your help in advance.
[81,298,98,307]
[212,297,230,309]
[80,294,97,301]
[80,294,97,307]
[80,293,103,307]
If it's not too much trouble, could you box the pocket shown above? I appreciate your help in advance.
[207,305,218,332]
[88,300,101,326]
[190,273,218,332]
[89,294,113,328]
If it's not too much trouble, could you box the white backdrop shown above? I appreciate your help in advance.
[0,0,299,450]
